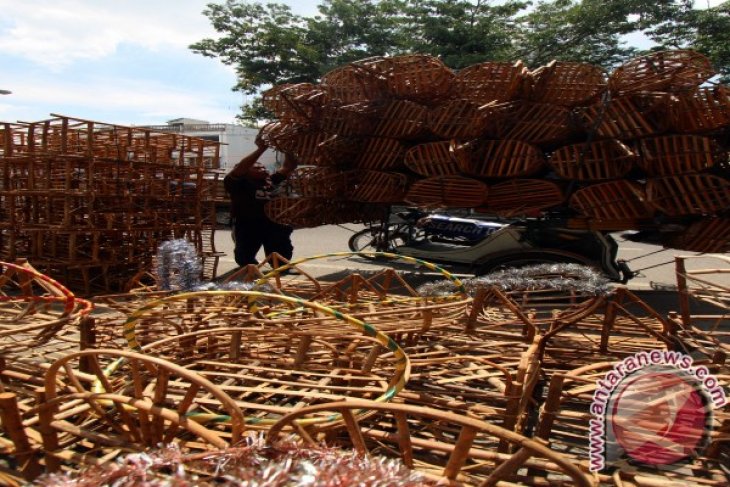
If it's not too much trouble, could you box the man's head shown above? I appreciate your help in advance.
[245,162,269,181]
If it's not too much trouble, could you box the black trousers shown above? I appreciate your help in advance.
[233,218,293,266]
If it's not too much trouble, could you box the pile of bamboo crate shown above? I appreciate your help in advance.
[0,115,225,294]
[261,49,730,253]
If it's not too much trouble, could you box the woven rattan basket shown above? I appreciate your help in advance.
[609,49,715,95]
[321,62,387,104]
[427,99,490,140]
[354,137,407,171]
[498,102,574,145]
[262,83,326,125]
[455,139,545,178]
[405,175,487,208]
[264,196,329,228]
[373,99,428,139]
[638,134,724,176]
[646,174,730,216]
[318,102,377,137]
[549,139,636,180]
[284,167,357,198]
[266,125,330,165]
[314,134,363,166]
[452,60,527,105]
[349,170,409,203]
[664,218,730,254]
[669,86,730,133]
[481,179,565,217]
[569,180,654,221]
[379,54,455,104]
[528,61,607,107]
[578,94,668,140]
[403,141,460,177]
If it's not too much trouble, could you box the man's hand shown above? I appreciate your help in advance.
[279,152,299,177]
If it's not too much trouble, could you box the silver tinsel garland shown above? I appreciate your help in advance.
[417,263,612,297]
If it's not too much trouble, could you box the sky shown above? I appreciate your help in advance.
[0,0,321,126]
[0,1,724,127]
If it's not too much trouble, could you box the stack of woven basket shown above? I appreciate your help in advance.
[261,50,730,253]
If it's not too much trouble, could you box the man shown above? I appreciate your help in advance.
[224,136,298,267]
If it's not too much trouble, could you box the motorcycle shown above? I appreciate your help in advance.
[348,207,634,283]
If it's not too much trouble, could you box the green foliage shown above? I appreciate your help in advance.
[191,0,729,116]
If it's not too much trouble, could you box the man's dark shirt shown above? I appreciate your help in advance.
[224,172,286,221]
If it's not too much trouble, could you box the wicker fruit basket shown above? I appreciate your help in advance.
[284,166,357,198]
[549,138,636,180]
[669,86,730,133]
[498,102,574,145]
[578,94,669,140]
[380,54,455,104]
[404,141,460,177]
[261,83,326,125]
[637,134,724,176]
[528,61,607,107]
[452,60,527,105]
[354,137,407,171]
[373,99,429,139]
[609,49,715,95]
[663,217,730,253]
[318,101,377,137]
[405,175,488,208]
[321,62,387,104]
[349,170,409,203]
[455,139,545,178]
[264,196,329,228]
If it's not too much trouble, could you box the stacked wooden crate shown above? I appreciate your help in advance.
[0,115,224,294]
[261,50,730,253]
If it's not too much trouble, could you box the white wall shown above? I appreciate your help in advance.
[220,127,278,173]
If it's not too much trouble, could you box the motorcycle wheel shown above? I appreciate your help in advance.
[348,228,410,257]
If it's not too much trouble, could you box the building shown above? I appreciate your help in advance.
[144,118,279,172]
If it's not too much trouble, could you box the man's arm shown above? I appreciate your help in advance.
[227,138,268,178]
[276,152,299,178]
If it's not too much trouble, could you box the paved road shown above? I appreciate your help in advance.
[214,224,728,291]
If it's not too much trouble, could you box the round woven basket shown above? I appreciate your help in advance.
[261,83,327,125]
[354,137,407,171]
[267,125,330,165]
[284,167,357,198]
[404,141,460,177]
[528,61,607,107]
[637,134,724,176]
[452,60,527,105]
[609,49,715,95]
[662,217,730,253]
[428,99,489,140]
[318,101,377,137]
[264,196,329,228]
[498,102,574,145]
[405,175,488,208]
[455,139,545,178]
[380,54,455,104]
[646,174,730,217]
[349,170,409,203]
[549,139,636,180]
[321,61,388,104]
[481,179,565,217]
[669,86,730,134]
[577,94,669,140]
[569,180,654,221]
[373,99,429,139]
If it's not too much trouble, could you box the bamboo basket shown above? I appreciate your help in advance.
[669,86,730,134]
[354,137,407,171]
[349,170,409,203]
[284,167,357,198]
[427,99,489,140]
[264,197,330,228]
[452,60,527,105]
[609,49,715,95]
[314,134,363,166]
[373,99,429,139]
[646,174,730,216]
[481,179,565,217]
[318,102,377,137]
[321,62,388,104]
[662,217,730,253]
[266,399,593,487]
[403,141,460,177]
[405,175,488,208]
[379,54,455,104]
[638,134,724,176]
[498,102,574,145]
[455,139,545,178]
[549,139,636,180]
[266,125,330,166]
[528,61,607,107]
[578,94,668,140]
[261,83,326,125]
[569,180,654,221]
